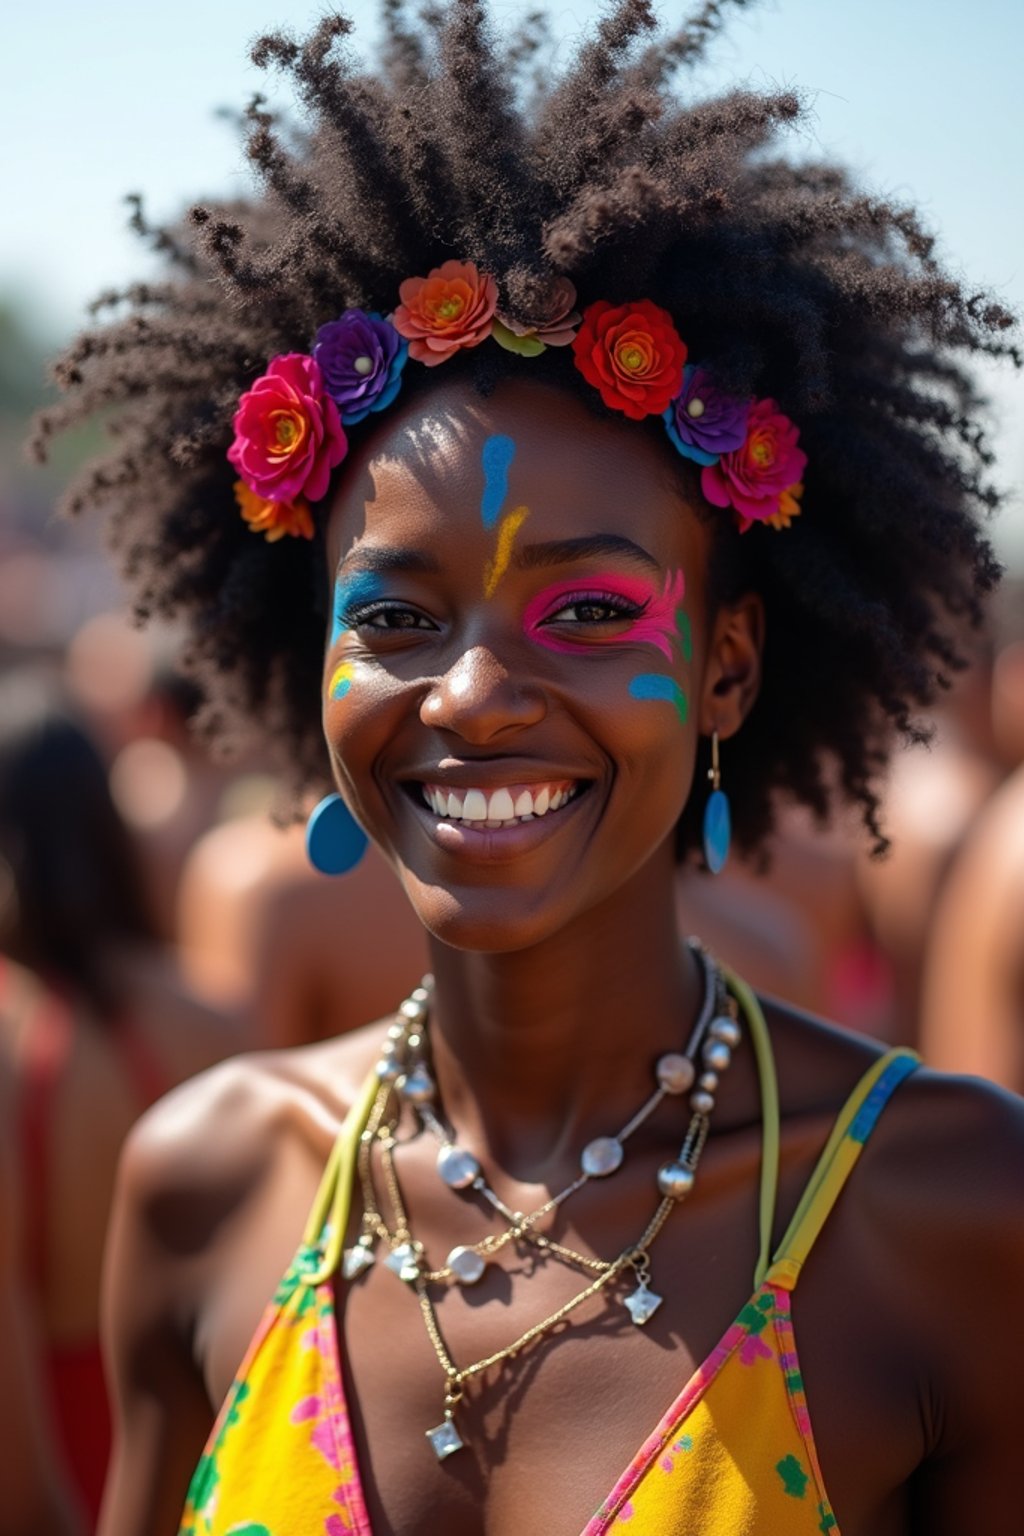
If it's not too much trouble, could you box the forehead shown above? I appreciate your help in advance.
[326,377,707,569]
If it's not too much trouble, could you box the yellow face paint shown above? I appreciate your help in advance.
[329,661,355,701]
[483,505,530,599]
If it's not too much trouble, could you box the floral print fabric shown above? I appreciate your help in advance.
[178,1049,918,1536]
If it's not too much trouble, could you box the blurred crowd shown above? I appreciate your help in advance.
[1,299,1022,1531]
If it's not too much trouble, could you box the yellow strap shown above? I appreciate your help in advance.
[724,971,781,1291]
[306,1066,380,1285]
[765,1046,919,1290]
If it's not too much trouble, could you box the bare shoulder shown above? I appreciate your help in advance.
[864,1062,1024,1246]
[848,1060,1024,1431]
[114,1016,391,1294]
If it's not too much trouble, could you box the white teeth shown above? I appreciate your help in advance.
[422,782,579,826]
[487,788,515,820]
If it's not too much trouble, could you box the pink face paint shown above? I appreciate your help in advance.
[523,568,686,658]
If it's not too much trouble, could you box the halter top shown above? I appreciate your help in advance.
[177,983,919,1536]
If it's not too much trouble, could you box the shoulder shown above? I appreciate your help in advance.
[112,1020,390,1315]
[118,1019,387,1219]
[847,1060,1024,1433]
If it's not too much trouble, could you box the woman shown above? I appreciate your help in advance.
[33,5,1024,1532]
[0,674,235,1531]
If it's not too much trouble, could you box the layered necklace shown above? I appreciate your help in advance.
[344,943,742,1459]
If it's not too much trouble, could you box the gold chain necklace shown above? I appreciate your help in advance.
[342,958,740,1457]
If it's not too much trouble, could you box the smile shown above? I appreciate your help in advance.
[420,780,581,829]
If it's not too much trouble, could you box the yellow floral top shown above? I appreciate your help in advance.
[178,998,919,1536]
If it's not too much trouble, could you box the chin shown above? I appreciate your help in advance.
[396,873,576,955]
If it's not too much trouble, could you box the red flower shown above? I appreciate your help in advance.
[392,260,498,365]
[233,481,314,543]
[701,398,807,531]
[572,300,687,420]
[227,353,347,503]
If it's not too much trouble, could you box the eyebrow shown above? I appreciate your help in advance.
[514,534,660,574]
[338,548,441,575]
[337,533,659,578]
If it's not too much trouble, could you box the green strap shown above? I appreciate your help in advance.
[724,970,780,1291]
[306,1066,380,1285]
[304,971,781,1290]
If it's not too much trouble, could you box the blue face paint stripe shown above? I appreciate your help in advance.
[629,673,688,724]
[480,434,516,529]
[331,572,383,646]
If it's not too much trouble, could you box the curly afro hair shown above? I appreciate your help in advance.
[30,0,1019,860]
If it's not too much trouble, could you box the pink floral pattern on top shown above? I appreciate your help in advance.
[178,1050,917,1536]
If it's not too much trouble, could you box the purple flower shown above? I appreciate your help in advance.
[663,365,750,467]
[312,309,408,426]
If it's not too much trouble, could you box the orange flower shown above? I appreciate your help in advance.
[392,259,498,365]
[234,481,315,543]
[765,481,804,532]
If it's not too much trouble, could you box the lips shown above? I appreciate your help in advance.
[420,780,580,829]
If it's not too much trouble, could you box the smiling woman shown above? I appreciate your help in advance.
[30,3,1024,1534]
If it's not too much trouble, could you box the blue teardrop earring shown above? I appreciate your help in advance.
[702,731,731,875]
[305,792,369,876]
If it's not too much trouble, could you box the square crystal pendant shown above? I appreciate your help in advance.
[341,1242,375,1281]
[426,1417,465,1460]
[624,1281,664,1326]
[384,1242,420,1282]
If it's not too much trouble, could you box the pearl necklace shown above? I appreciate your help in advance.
[342,951,743,1458]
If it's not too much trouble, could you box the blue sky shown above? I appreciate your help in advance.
[6,0,1023,555]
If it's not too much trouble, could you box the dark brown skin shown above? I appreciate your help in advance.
[99,380,1024,1536]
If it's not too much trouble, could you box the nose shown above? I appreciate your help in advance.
[420,645,546,744]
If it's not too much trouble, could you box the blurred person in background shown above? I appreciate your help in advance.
[177,807,429,1042]
[0,1049,80,1536]
[0,671,237,1531]
[919,583,1024,1090]
[63,610,234,944]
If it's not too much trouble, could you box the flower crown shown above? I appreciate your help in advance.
[228,259,806,543]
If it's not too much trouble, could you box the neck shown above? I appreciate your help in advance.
[423,852,705,1179]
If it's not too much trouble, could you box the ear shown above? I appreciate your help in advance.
[697,592,764,741]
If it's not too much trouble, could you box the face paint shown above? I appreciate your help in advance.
[480,434,516,529]
[331,571,383,646]
[522,568,686,659]
[629,673,688,724]
[676,608,693,663]
[329,661,355,700]
[484,506,530,599]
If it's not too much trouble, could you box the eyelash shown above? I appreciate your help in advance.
[541,590,649,625]
[343,600,436,632]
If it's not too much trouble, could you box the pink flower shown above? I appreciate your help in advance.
[700,398,807,530]
[392,259,498,365]
[228,353,347,502]
[493,277,581,355]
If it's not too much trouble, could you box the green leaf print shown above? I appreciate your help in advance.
[818,1503,838,1532]
[737,1292,774,1337]
[226,1525,273,1535]
[776,1454,810,1499]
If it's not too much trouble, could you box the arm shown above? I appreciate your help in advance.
[97,1103,224,1536]
[907,1081,1024,1531]
[919,774,1024,1091]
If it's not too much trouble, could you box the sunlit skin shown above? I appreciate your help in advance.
[321,379,748,966]
[99,376,1024,1536]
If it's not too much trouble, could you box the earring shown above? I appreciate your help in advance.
[305,792,368,876]
[702,731,731,874]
